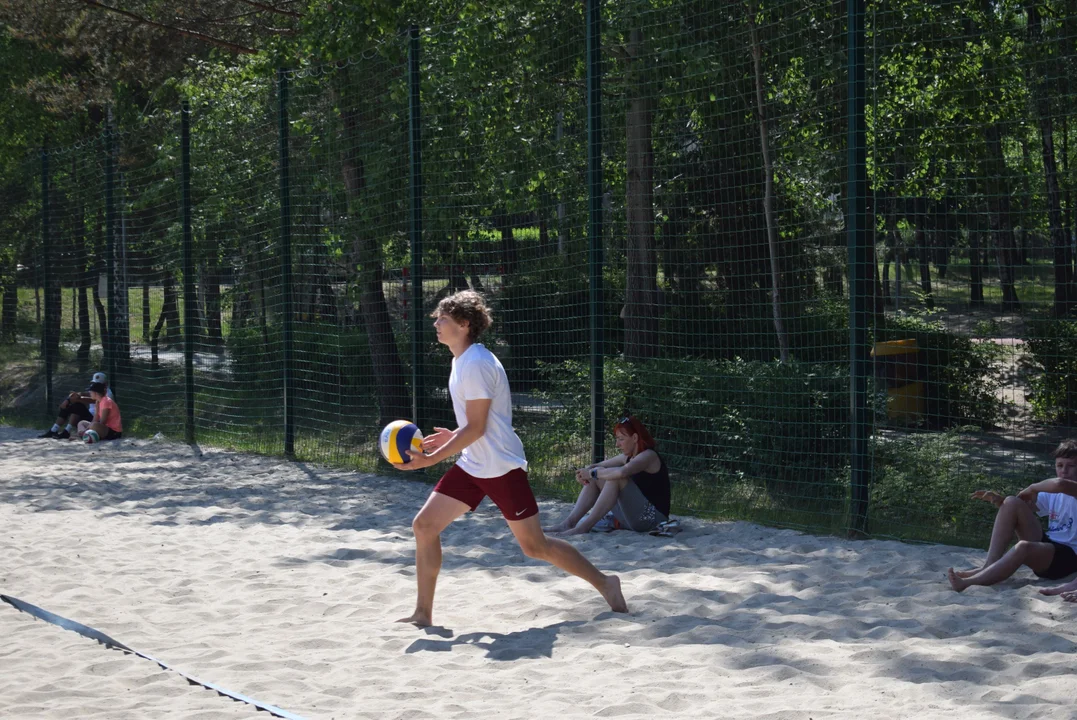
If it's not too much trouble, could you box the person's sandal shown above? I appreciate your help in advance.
[650,520,681,537]
[592,511,619,533]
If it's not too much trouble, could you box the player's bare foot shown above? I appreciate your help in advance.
[1039,582,1077,597]
[952,568,979,579]
[602,574,628,613]
[947,567,969,592]
[543,522,571,534]
[396,611,432,627]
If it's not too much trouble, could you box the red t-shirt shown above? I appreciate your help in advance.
[94,395,122,433]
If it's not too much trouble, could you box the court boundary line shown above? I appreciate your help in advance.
[1,593,308,720]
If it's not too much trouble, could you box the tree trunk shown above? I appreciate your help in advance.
[1026,3,1072,316]
[1064,108,1074,303]
[915,222,934,308]
[149,293,167,371]
[75,217,91,371]
[747,10,789,362]
[337,77,410,423]
[141,279,150,342]
[497,207,518,278]
[205,271,222,349]
[495,207,523,376]
[969,227,985,307]
[984,123,1021,310]
[882,249,892,306]
[162,279,181,348]
[1,279,15,341]
[448,230,468,293]
[92,282,108,351]
[624,27,662,360]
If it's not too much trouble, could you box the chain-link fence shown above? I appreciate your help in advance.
[3,0,1076,547]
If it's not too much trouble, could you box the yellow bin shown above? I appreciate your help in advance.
[872,339,926,422]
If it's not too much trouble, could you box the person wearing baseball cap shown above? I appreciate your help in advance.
[39,371,114,440]
[76,381,122,443]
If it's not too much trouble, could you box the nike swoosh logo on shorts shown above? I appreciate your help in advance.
[515,509,527,516]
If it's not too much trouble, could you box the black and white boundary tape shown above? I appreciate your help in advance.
[1,594,307,720]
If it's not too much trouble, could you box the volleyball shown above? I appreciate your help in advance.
[380,420,424,464]
[84,429,100,445]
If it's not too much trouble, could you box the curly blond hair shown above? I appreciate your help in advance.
[432,290,492,342]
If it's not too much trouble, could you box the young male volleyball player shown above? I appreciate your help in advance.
[947,439,1077,592]
[390,290,627,626]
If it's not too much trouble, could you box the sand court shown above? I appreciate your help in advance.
[2,425,1076,719]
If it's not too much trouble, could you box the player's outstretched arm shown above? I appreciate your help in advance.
[970,490,1005,508]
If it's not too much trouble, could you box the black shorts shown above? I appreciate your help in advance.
[60,402,93,423]
[101,428,122,441]
[1035,531,1077,580]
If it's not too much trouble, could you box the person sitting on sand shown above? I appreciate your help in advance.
[39,371,113,440]
[545,415,671,536]
[948,439,1077,592]
[76,381,123,443]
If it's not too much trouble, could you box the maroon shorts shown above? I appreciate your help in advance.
[434,464,538,521]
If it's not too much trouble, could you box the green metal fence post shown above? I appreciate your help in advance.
[41,142,53,417]
[586,0,605,464]
[408,25,425,430]
[847,0,871,537]
[278,69,295,458]
[104,120,118,393]
[181,101,196,445]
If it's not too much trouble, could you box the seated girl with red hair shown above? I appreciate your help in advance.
[545,415,671,535]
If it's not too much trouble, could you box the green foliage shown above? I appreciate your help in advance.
[1025,320,1077,425]
[541,355,850,507]
[869,430,1039,546]
[876,313,1005,429]
[227,323,375,402]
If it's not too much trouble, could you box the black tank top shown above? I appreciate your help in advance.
[632,453,670,517]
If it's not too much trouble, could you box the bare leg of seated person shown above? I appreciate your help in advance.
[557,478,625,536]
[951,496,1044,578]
[1038,577,1077,597]
[947,539,1055,592]
[544,480,600,534]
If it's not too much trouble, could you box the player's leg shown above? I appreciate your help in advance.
[544,480,600,533]
[397,491,469,627]
[507,514,628,613]
[86,420,109,440]
[985,497,1045,562]
[611,479,666,532]
[559,477,626,535]
[42,399,73,438]
[1039,577,1077,596]
[948,540,1055,591]
[954,496,1043,578]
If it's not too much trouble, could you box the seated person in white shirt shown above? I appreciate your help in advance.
[948,439,1077,592]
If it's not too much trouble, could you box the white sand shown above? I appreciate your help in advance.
[2,426,1076,720]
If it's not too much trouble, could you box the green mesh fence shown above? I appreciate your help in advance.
[3,0,1077,548]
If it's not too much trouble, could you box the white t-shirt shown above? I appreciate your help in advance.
[449,344,527,478]
[90,388,114,417]
[1036,489,1077,551]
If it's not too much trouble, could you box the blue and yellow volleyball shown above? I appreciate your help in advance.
[380,420,424,464]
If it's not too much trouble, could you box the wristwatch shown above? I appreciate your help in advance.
[590,468,598,480]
